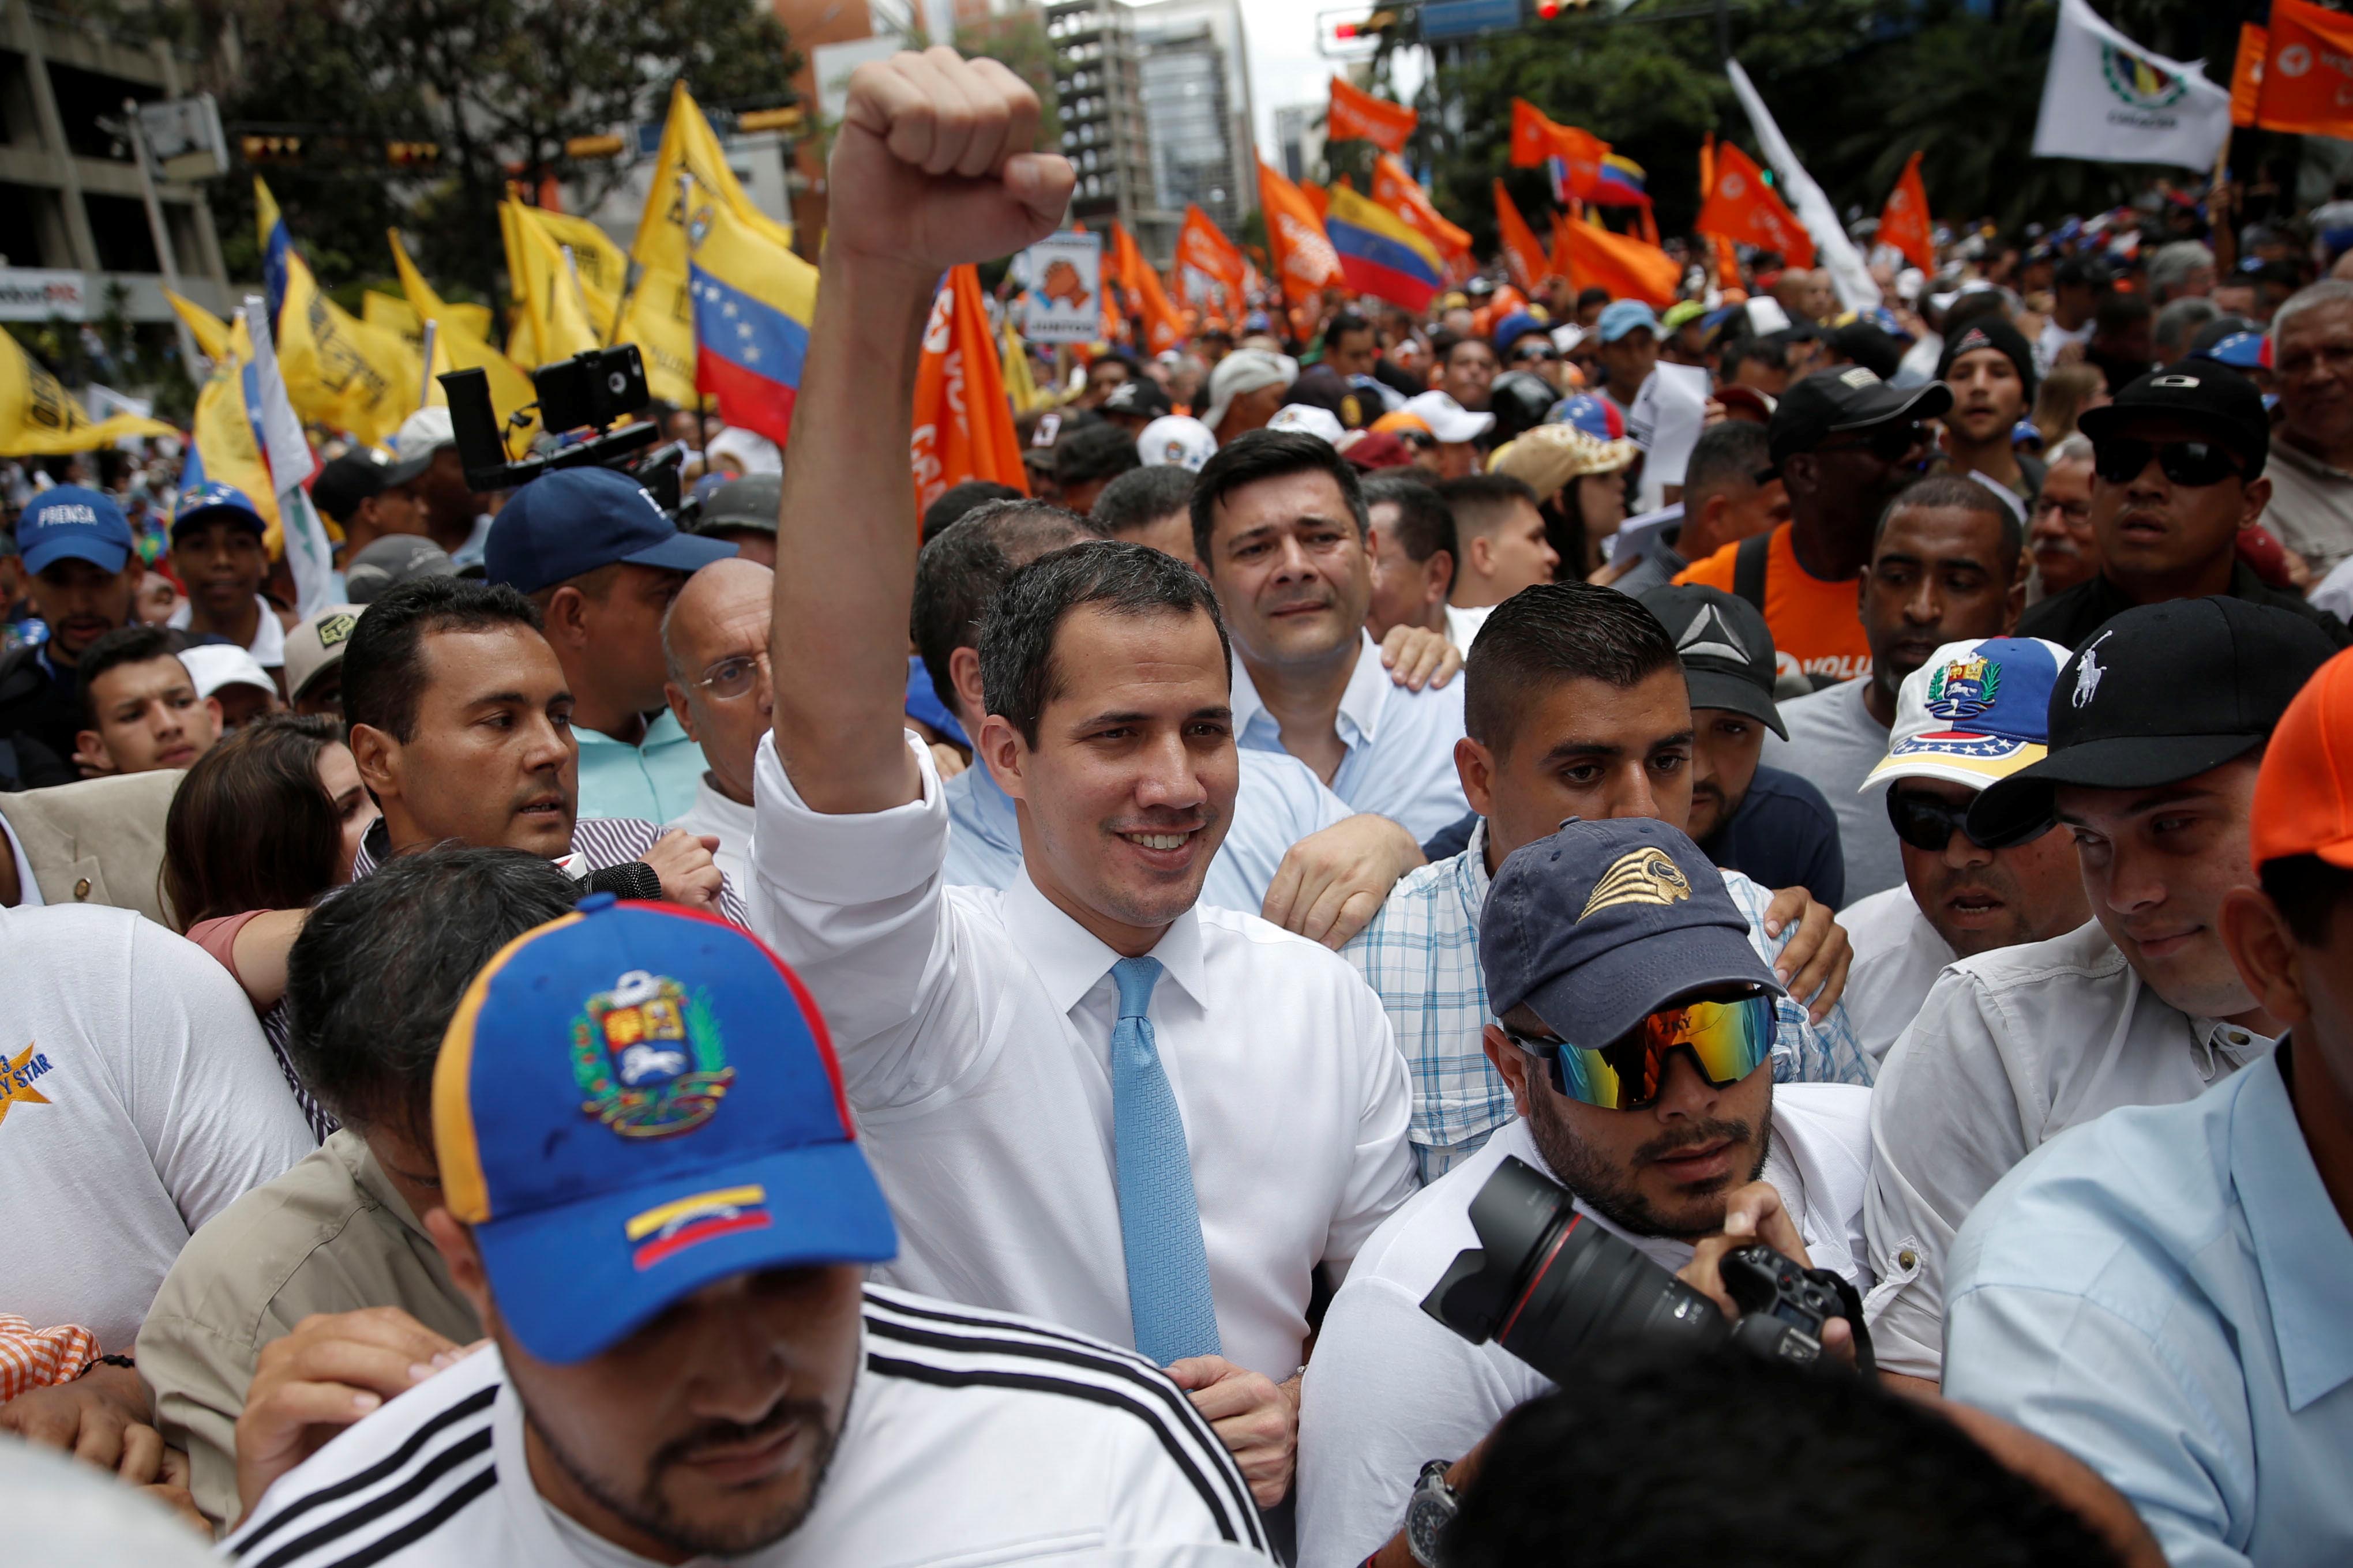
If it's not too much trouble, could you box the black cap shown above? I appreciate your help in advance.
[2078,363,2271,482]
[344,533,457,604]
[1637,584,1786,739]
[1766,367,1953,468]
[1936,315,2039,404]
[695,473,780,537]
[2055,254,2116,289]
[1099,376,1174,422]
[311,452,388,528]
[1827,321,1902,381]
[1967,598,2339,846]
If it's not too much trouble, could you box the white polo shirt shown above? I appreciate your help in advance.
[225,1285,1274,1567]
[750,732,1416,1380]
[1864,919,2272,1381]
[1840,883,1954,1065]
[1295,1089,1872,1568]
[166,594,287,669]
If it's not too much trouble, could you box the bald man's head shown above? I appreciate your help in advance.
[662,558,776,806]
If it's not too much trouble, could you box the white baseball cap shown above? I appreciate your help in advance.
[1403,390,1496,444]
[1266,404,1346,445]
[178,642,277,702]
[393,405,457,456]
[1200,349,1298,433]
[1136,415,1218,473]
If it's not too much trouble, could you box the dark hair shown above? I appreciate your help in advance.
[1441,334,1496,367]
[1682,420,1773,514]
[2095,290,2154,334]
[911,500,1098,715]
[284,845,581,1141]
[341,576,543,742]
[1942,289,2013,338]
[1463,581,1680,758]
[76,624,187,727]
[978,540,1230,745]
[1091,464,1198,540]
[162,714,347,928]
[1575,286,1612,312]
[2260,852,2353,947]
[921,480,1023,545]
[1444,1351,2123,1568]
[1874,473,2025,576]
[1720,334,1787,377]
[1435,472,1540,542]
[1054,422,1144,488]
[1361,474,1457,591]
[1190,428,1369,564]
[1325,310,1373,345]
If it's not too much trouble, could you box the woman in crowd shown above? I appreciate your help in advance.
[2032,361,2108,448]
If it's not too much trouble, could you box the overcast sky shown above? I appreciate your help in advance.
[1232,0,1424,163]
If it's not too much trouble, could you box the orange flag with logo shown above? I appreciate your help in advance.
[1176,205,1247,315]
[1552,212,1678,309]
[2231,24,2268,128]
[1372,154,1471,258]
[1329,76,1418,153]
[1695,140,1814,268]
[1110,222,1185,352]
[2258,0,2353,137]
[911,264,1027,517]
[1493,179,1553,292]
[1258,159,1345,304]
[1878,151,1934,271]
[1508,99,1611,200]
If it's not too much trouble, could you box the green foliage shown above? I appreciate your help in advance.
[954,12,1063,149]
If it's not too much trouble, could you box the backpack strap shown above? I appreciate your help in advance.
[1732,529,1773,612]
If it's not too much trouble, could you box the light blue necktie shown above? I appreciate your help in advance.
[1108,955,1222,1365]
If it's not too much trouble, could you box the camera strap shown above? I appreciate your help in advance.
[1822,1270,1878,1381]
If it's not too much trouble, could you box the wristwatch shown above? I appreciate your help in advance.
[1403,1458,1458,1567]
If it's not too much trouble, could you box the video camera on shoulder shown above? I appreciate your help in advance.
[439,345,688,517]
[1421,1156,1870,1386]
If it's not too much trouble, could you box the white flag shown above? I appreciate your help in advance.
[2031,0,2230,174]
[242,295,337,617]
[1724,59,1881,314]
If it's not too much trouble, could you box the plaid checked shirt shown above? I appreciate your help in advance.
[1342,820,1873,1182]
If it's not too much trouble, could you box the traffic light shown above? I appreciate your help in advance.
[241,134,302,165]
[735,105,804,134]
[385,140,441,168]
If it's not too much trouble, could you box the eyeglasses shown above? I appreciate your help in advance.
[1511,344,1561,363]
[1885,786,2051,852]
[692,650,771,702]
[1819,420,1928,464]
[1503,992,1776,1112]
[2090,438,2243,488]
[1394,429,1438,450]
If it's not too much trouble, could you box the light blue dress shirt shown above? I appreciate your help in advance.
[575,708,707,825]
[941,747,1352,913]
[1945,1043,2353,1568]
[1229,632,1471,844]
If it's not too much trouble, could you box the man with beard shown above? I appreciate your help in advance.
[2026,435,2098,597]
[1297,816,1871,1568]
[0,486,142,785]
[1937,316,2044,509]
[226,897,1267,1564]
[1836,637,2090,1062]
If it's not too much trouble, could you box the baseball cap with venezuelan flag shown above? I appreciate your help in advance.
[1862,637,2073,793]
[432,894,896,1364]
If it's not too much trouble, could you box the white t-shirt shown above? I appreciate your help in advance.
[226,1284,1273,1568]
[1442,603,1492,651]
[166,593,287,669]
[0,903,313,1350]
[1839,883,1954,1065]
[1294,1090,1872,1568]
[2035,316,2092,374]
[664,773,752,891]
[1760,677,1900,905]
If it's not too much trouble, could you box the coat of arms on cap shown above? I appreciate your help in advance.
[1927,655,1999,722]
[571,969,735,1138]
[1577,847,1694,922]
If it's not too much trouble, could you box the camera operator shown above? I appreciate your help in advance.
[1296,816,1872,1568]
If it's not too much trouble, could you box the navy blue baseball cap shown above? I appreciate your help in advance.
[484,467,734,595]
[433,896,897,1364]
[172,481,267,540]
[18,485,133,574]
[1480,818,1782,1048]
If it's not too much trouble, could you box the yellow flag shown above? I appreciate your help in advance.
[516,206,630,302]
[505,199,614,362]
[186,314,283,541]
[0,333,177,456]
[363,291,422,343]
[1000,315,1046,415]
[614,265,700,408]
[164,289,231,364]
[276,250,421,445]
[388,230,539,435]
[631,84,794,285]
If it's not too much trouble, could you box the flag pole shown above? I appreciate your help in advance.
[418,319,438,408]
[677,171,711,458]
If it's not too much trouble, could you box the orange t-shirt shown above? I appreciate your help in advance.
[1675,524,1872,683]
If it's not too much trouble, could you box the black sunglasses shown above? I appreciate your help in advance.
[2090,438,2243,488]
[1822,420,1928,464]
[1511,344,1561,363]
[1886,787,2052,853]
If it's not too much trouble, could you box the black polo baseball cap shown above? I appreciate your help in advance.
[694,473,780,538]
[2077,363,2271,482]
[1967,597,2339,847]
[1482,817,1783,1049]
[1637,584,1786,739]
[1766,367,1953,468]
[1100,376,1173,422]
[2054,254,2115,289]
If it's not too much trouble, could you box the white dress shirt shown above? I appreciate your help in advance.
[1296,1089,1872,1568]
[1229,631,1470,843]
[750,732,1417,1379]
[940,746,1350,913]
[664,774,753,891]
[1839,883,1953,1065]
[1863,919,2272,1381]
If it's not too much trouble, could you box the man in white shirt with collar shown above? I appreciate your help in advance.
[1297,817,1872,1568]
[752,51,1414,1514]
[1198,429,1473,842]
[661,556,772,887]
[1864,597,2340,1392]
[166,482,287,679]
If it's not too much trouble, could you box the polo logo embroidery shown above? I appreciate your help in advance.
[0,1042,55,1129]
[2073,630,2112,709]
[625,1184,772,1270]
[570,969,735,1137]
[1927,655,1999,721]
[1577,848,1693,921]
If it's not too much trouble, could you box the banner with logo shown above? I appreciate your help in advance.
[2030,0,2230,174]
[1327,77,1417,153]
[2255,0,2353,140]
[2231,24,2269,129]
[1877,151,1934,272]
[1020,230,1104,345]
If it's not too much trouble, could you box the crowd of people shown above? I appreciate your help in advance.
[4,44,2352,1568]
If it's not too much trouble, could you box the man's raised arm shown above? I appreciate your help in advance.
[771,48,1072,815]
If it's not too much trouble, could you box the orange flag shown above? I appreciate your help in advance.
[1552,211,1679,309]
[2231,24,2268,128]
[1329,76,1418,152]
[1493,179,1553,292]
[2258,1,2353,137]
[1111,222,1185,352]
[1700,137,1742,294]
[1878,151,1934,272]
[911,264,1027,517]
[1258,159,1345,303]
[1302,181,1330,224]
[1695,140,1814,268]
[1176,205,1248,315]
[1508,99,1611,200]
[1372,153,1472,258]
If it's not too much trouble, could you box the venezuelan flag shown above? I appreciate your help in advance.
[1552,152,1649,209]
[1324,184,1444,313]
[686,194,817,449]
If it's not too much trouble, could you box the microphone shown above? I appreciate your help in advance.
[581,860,663,903]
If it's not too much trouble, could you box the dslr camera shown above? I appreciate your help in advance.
[438,344,688,517]
[1421,1157,1869,1385]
